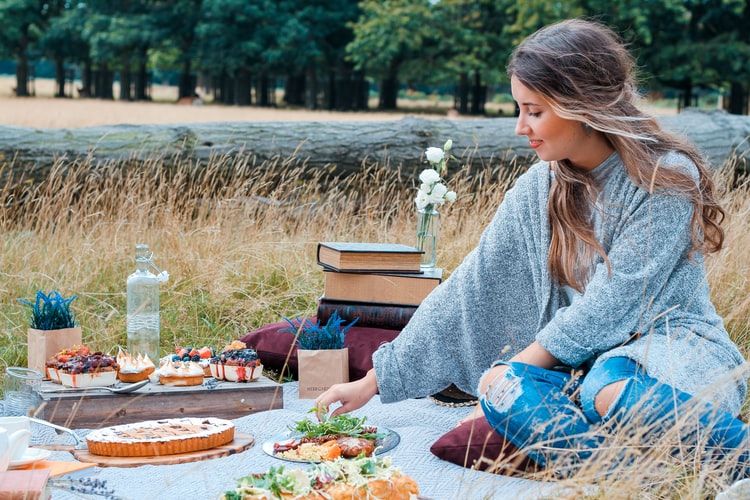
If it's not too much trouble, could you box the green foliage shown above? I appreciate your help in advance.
[292,413,382,440]
[282,311,357,350]
[18,290,78,330]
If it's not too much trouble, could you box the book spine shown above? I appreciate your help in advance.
[317,300,417,330]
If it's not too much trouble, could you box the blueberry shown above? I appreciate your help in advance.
[172,354,180,361]
[191,355,200,362]
[182,356,190,361]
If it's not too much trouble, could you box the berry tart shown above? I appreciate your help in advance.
[116,350,156,383]
[154,359,205,386]
[210,341,263,383]
[58,352,119,388]
[45,345,92,382]
[167,346,214,376]
[86,417,235,457]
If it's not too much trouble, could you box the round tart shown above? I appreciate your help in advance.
[86,417,235,457]
[155,360,204,386]
[210,348,263,382]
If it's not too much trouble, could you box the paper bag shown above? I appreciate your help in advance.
[27,327,82,377]
[298,348,349,399]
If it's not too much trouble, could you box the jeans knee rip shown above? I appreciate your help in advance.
[487,371,524,413]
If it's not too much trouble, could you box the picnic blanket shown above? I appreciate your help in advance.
[32,383,557,499]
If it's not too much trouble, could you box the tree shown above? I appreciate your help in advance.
[347,0,435,110]
[0,0,51,96]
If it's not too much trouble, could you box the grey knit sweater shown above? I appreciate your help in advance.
[372,152,747,414]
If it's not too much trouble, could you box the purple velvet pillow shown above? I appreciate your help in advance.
[430,416,539,473]
[240,319,400,381]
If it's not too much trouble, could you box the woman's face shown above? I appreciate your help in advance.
[511,76,594,167]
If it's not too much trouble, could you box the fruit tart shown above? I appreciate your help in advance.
[58,352,119,388]
[210,341,263,383]
[116,349,156,383]
[167,345,214,376]
[45,345,92,382]
[154,359,204,386]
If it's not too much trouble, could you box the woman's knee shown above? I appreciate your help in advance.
[594,380,628,418]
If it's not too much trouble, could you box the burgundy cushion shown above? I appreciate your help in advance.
[240,318,399,381]
[430,416,539,473]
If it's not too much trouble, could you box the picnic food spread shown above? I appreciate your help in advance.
[222,456,419,500]
[273,414,382,462]
[86,417,235,457]
[170,345,215,376]
[116,350,155,383]
[210,342,263,383]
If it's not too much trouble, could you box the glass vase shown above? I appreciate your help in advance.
[416,207,440,269]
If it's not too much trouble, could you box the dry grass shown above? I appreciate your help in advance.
[0,150,747,498]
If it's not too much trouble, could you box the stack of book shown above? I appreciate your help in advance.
[316,242,443,330]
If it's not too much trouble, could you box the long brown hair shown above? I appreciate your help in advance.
[507,19,725,292]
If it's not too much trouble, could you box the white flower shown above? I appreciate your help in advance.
[431,183,448,199]
[419,182,431,192]
[415,190,430,210]
[445,190,457,202]
[425,147,445,164]
[419,168,440,184]
[443,139,453,152]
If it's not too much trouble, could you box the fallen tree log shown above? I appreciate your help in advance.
[0,109,748,177]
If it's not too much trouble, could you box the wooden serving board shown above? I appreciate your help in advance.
[35,376,283,428]
[71,433,254,467]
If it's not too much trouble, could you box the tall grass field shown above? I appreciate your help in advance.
[0,151,748,497]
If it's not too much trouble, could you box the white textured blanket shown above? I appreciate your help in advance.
[34,383,555,499]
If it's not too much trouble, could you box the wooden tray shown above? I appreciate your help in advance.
[35,376,283,428]
[71,433,255,467]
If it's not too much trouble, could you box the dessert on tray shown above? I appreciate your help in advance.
[116,349,155,383]
[58,352,119,388]
[209,341,263,383]
[86,417,235,457]
[168,346,214,376]
[222,456,419,500]
[45,345,92,382]
[273,414,383,462]
[154,359,205,386]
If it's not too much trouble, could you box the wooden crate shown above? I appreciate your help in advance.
[35,376,283,428]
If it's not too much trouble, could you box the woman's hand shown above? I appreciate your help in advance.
[315,369,379,420]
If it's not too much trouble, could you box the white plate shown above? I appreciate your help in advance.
[262,427,400,463]
[9,448,52,469]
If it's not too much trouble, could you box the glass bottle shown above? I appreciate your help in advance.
[416,206,440,269]
[126,244,167,363]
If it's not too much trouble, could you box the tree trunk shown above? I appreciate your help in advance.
[729,81,748,115]
[3,111,746,175]
[325,70,336,110]
[80,59,92,98]
[234,69,252,106]
[55,57,66,98]
[457,72,469,115]
[135,49,149,101]
[256,74,270,107]
[178,60,194,99]
[353,70,368,111]
[119,57,132,101]
[378,71,398,110]
[101,66,114,100]
[15,33,30,97]
[680,82,693,112]
[470,70,485,115]
[305,65,318,109]
[284,73,305,106]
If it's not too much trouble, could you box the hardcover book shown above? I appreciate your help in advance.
[317,298,418,330]
[317,242,423,273]
[322,268,442,307]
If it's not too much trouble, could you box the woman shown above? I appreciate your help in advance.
[316,19,748,473]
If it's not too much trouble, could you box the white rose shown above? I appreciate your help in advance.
[443,139,453,152]
[425,147,445,164]
[445,190,457,202]
[431,183,448,198]
[415,190,430,210]
[419,168,440,184]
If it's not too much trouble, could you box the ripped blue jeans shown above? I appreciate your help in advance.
[480,357,749,476]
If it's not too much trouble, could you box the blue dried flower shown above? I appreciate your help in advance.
[18,290,78,330]
[282,311,358,350]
